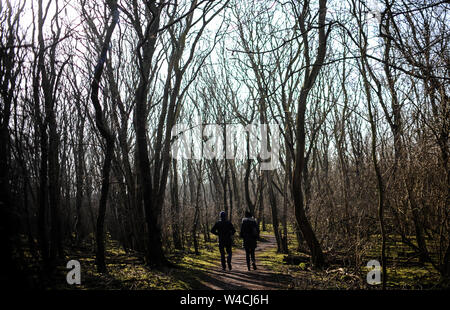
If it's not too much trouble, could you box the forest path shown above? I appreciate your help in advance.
[197,235,293,290]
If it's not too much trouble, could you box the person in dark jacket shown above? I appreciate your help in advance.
[211,211,236,271]
[240,211,259,271]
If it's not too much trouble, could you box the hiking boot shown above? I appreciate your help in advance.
[252,263,257,270]
[247,265,251,271]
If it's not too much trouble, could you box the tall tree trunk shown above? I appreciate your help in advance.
[37,0,64,265]
[189,162,202,255]
[75,115,85,244]
[359,48,387,289]
[259,174,266,231]
[244,133,255,215]
[368,102,387,290]
[223,122,229,216]
[381,11,429,264]
[292,0,328,268]
[90,3,119,273]
[133,2,167,267]
[266,170,282,252]
[0,8,22,284]
[281,171,289,254]
[170,159,182,250]
[33,64,50,270]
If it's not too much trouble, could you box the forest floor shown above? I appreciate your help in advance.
[73,233,293,290]
[26,231,443,290]
[37,232,295,290]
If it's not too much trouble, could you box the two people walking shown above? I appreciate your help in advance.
[211,210,259,271]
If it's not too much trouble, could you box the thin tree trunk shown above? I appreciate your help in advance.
[360,50,387,289]
[292,0,328,268]
[170,159,182,250]
[75,116,85,244]
[90,3,119,273]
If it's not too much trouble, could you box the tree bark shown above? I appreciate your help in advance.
[90,3,119,273]
[292,0,328,268]
[133,1,167,267]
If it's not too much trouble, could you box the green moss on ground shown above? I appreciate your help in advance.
[257,232,443,290]
[360,234,441,289]
[21,235,228,290]
[21,231,445,290]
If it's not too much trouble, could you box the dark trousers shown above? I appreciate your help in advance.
[219,243,232,269]
[244,246,256,268]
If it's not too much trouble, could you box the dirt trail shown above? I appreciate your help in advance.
[197,235,292,290]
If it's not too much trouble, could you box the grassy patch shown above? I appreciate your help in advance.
[22,236,228,290]
[257,232,443,290]
[360,234,442,289]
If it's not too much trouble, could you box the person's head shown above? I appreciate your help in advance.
[219,211,227,221]
[244,210,252,218]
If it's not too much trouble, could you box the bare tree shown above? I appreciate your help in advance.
[89,0,119,273]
